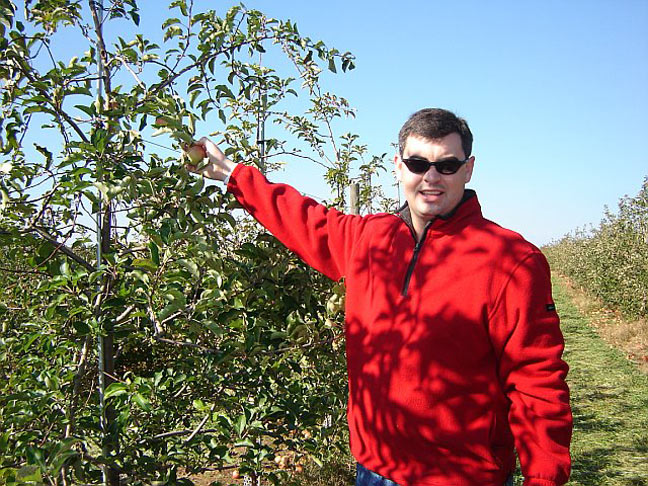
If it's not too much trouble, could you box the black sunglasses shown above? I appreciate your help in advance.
[401,157,469,175]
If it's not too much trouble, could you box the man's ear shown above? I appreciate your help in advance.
[464,156,475,183]
[394,154,403,181]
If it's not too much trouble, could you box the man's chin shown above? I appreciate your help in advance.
[412,210,442,225]
[414,202,442,219]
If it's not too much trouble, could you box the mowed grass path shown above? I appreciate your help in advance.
[552,276,648,486]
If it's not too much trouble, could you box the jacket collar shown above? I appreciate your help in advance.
[397,189,479,236]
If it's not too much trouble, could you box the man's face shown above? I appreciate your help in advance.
[395,133,474,233]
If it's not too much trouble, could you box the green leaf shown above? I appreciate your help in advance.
[164,288,186,306]
[234,438,255,448]
[72,320,91,335]
[162,17,181,29]
[193,399,208,411]
[93,128,110,152]
[149,241,160,266]
[129,9,140,25]
[164,25,183,41]
[132,258,158,271]
[234,413,247,435]
[178,259,199,278]
[0,188,9,215]
[269,331,287,340]
[34,144,53,170]
[132,393,151,411]
[0,432,9,453]
[74,104,96,117]
[188,176,204,196]
[48,441,79,476]
[15,465,42,482]
[219,212,237,229]
[104,382,128,399]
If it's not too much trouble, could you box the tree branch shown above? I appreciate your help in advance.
[143,34,273,103]
[154,428,221,440]
[265,150,330,169]
[0,266,49,276]
[89,0,113,98]
[64,336,92,440]
[31,226,95,272]
[153,335,219,354]
[15,63,89,144]
[115,55,146,90]
[185,402,216,443]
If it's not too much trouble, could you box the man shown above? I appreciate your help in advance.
[189,108,572,486]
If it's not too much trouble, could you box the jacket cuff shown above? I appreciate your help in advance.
[224,163,244,190]
[524,478,562,486]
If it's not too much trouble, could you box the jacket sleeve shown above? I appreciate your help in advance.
[226,164,363,281]
[488,251,573,486]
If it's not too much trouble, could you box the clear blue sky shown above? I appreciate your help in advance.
[210,0,647,246]
[30,1,648,246]
[234,0,648,246]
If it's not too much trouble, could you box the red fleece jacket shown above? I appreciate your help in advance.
[227,165,572,486]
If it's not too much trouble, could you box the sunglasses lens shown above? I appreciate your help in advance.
[436,160,463,174]
[403,159,430,174]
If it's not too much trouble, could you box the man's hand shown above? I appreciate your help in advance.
[185,137,237,182]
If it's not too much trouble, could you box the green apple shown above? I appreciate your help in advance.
[184,144,207,165]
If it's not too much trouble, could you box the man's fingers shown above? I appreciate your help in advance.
[200,137,225,163]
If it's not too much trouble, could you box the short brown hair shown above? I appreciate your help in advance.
[398,108,473,158]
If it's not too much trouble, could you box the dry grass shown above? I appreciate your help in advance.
[555,273,648,374]
[185,468,236,486]
[184,457,355,486]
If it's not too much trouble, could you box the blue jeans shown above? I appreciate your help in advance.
[355,463,515,486]
[355,463,399,486]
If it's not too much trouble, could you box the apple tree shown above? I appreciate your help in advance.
[0,0,391,484]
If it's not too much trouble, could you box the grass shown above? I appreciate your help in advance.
[552,275,648,485]
[557,275,648,374]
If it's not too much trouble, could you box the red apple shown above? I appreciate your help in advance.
[184,144,207,165]
[231,469,240,479]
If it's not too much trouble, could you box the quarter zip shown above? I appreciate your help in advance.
[401,222,432,296]
[396,191,476,297]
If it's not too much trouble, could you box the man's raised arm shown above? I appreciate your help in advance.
[186,137,365,282]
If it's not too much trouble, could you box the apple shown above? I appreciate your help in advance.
[184,143,207,165]
[231,469,240,479]
[154,117,168,127]
[274,454,290,469]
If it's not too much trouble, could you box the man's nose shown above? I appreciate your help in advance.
[422,165,441,182]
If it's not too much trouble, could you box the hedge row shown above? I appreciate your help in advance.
[544,177,648,320]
